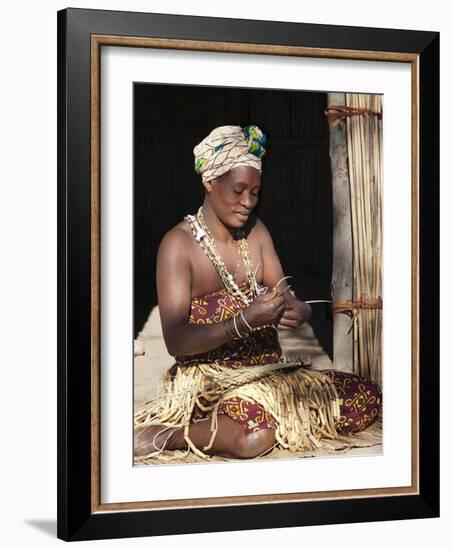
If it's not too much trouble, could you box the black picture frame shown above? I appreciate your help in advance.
[57,7,439,541]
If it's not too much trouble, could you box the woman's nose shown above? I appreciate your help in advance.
[241,194,255,210]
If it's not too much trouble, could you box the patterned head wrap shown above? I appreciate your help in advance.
[193,125,267,184]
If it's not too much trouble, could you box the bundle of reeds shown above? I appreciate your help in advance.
[345,93,383,384]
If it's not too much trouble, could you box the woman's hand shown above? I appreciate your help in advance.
[276,297,312,330]
[244,288,286,328]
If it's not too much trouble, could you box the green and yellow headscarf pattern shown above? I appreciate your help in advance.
[193,125,267,183]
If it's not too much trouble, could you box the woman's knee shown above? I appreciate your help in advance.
[234,428,275,458]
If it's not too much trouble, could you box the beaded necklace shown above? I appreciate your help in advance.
[184,206,258,305]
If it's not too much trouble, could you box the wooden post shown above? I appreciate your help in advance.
[328,93,354,373]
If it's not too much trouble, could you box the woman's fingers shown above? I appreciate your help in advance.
[280,309,302,321]
[277,308,306,328]
[276,319,298,329]
[270,288,286,304]
[278,318,299,329]
[274,299,286,315]
[266,288,281,300]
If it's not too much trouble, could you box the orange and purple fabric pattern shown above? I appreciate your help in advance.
[175,284,282,368]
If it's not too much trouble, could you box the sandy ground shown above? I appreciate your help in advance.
[134,306,382,464]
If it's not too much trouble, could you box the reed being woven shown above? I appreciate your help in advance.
[134,359,341,463]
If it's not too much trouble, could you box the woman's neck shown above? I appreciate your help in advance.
[201,200,237,246]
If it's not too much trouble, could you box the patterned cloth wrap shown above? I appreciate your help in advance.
[175,283,382,436]
[193,125,267,184]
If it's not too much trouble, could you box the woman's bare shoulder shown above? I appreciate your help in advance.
[251,215,269,232]
[247,215,272,246]
[158,220,193,256]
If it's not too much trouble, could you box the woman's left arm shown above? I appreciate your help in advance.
[255,218,312,330]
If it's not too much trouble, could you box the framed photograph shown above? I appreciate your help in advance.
[57,7,439,541]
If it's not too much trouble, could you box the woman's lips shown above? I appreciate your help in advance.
[235,212,249,220]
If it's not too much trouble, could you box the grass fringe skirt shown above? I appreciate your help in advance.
[134,359,342,463]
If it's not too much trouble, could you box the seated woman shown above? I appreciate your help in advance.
[134,124,382,461]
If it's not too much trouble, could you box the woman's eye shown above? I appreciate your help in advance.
[232,189,258,197]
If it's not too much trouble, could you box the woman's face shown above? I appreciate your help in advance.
[207,166,261,229]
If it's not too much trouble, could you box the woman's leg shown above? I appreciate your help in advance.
[134,415,275,459]
[322,369,382,434]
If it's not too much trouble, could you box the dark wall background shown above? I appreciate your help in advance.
[134,83,333,358]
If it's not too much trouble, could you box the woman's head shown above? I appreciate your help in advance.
[193,124,266,228]
[204,165,261,228]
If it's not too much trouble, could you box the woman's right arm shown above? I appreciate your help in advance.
[156,229,233,357]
